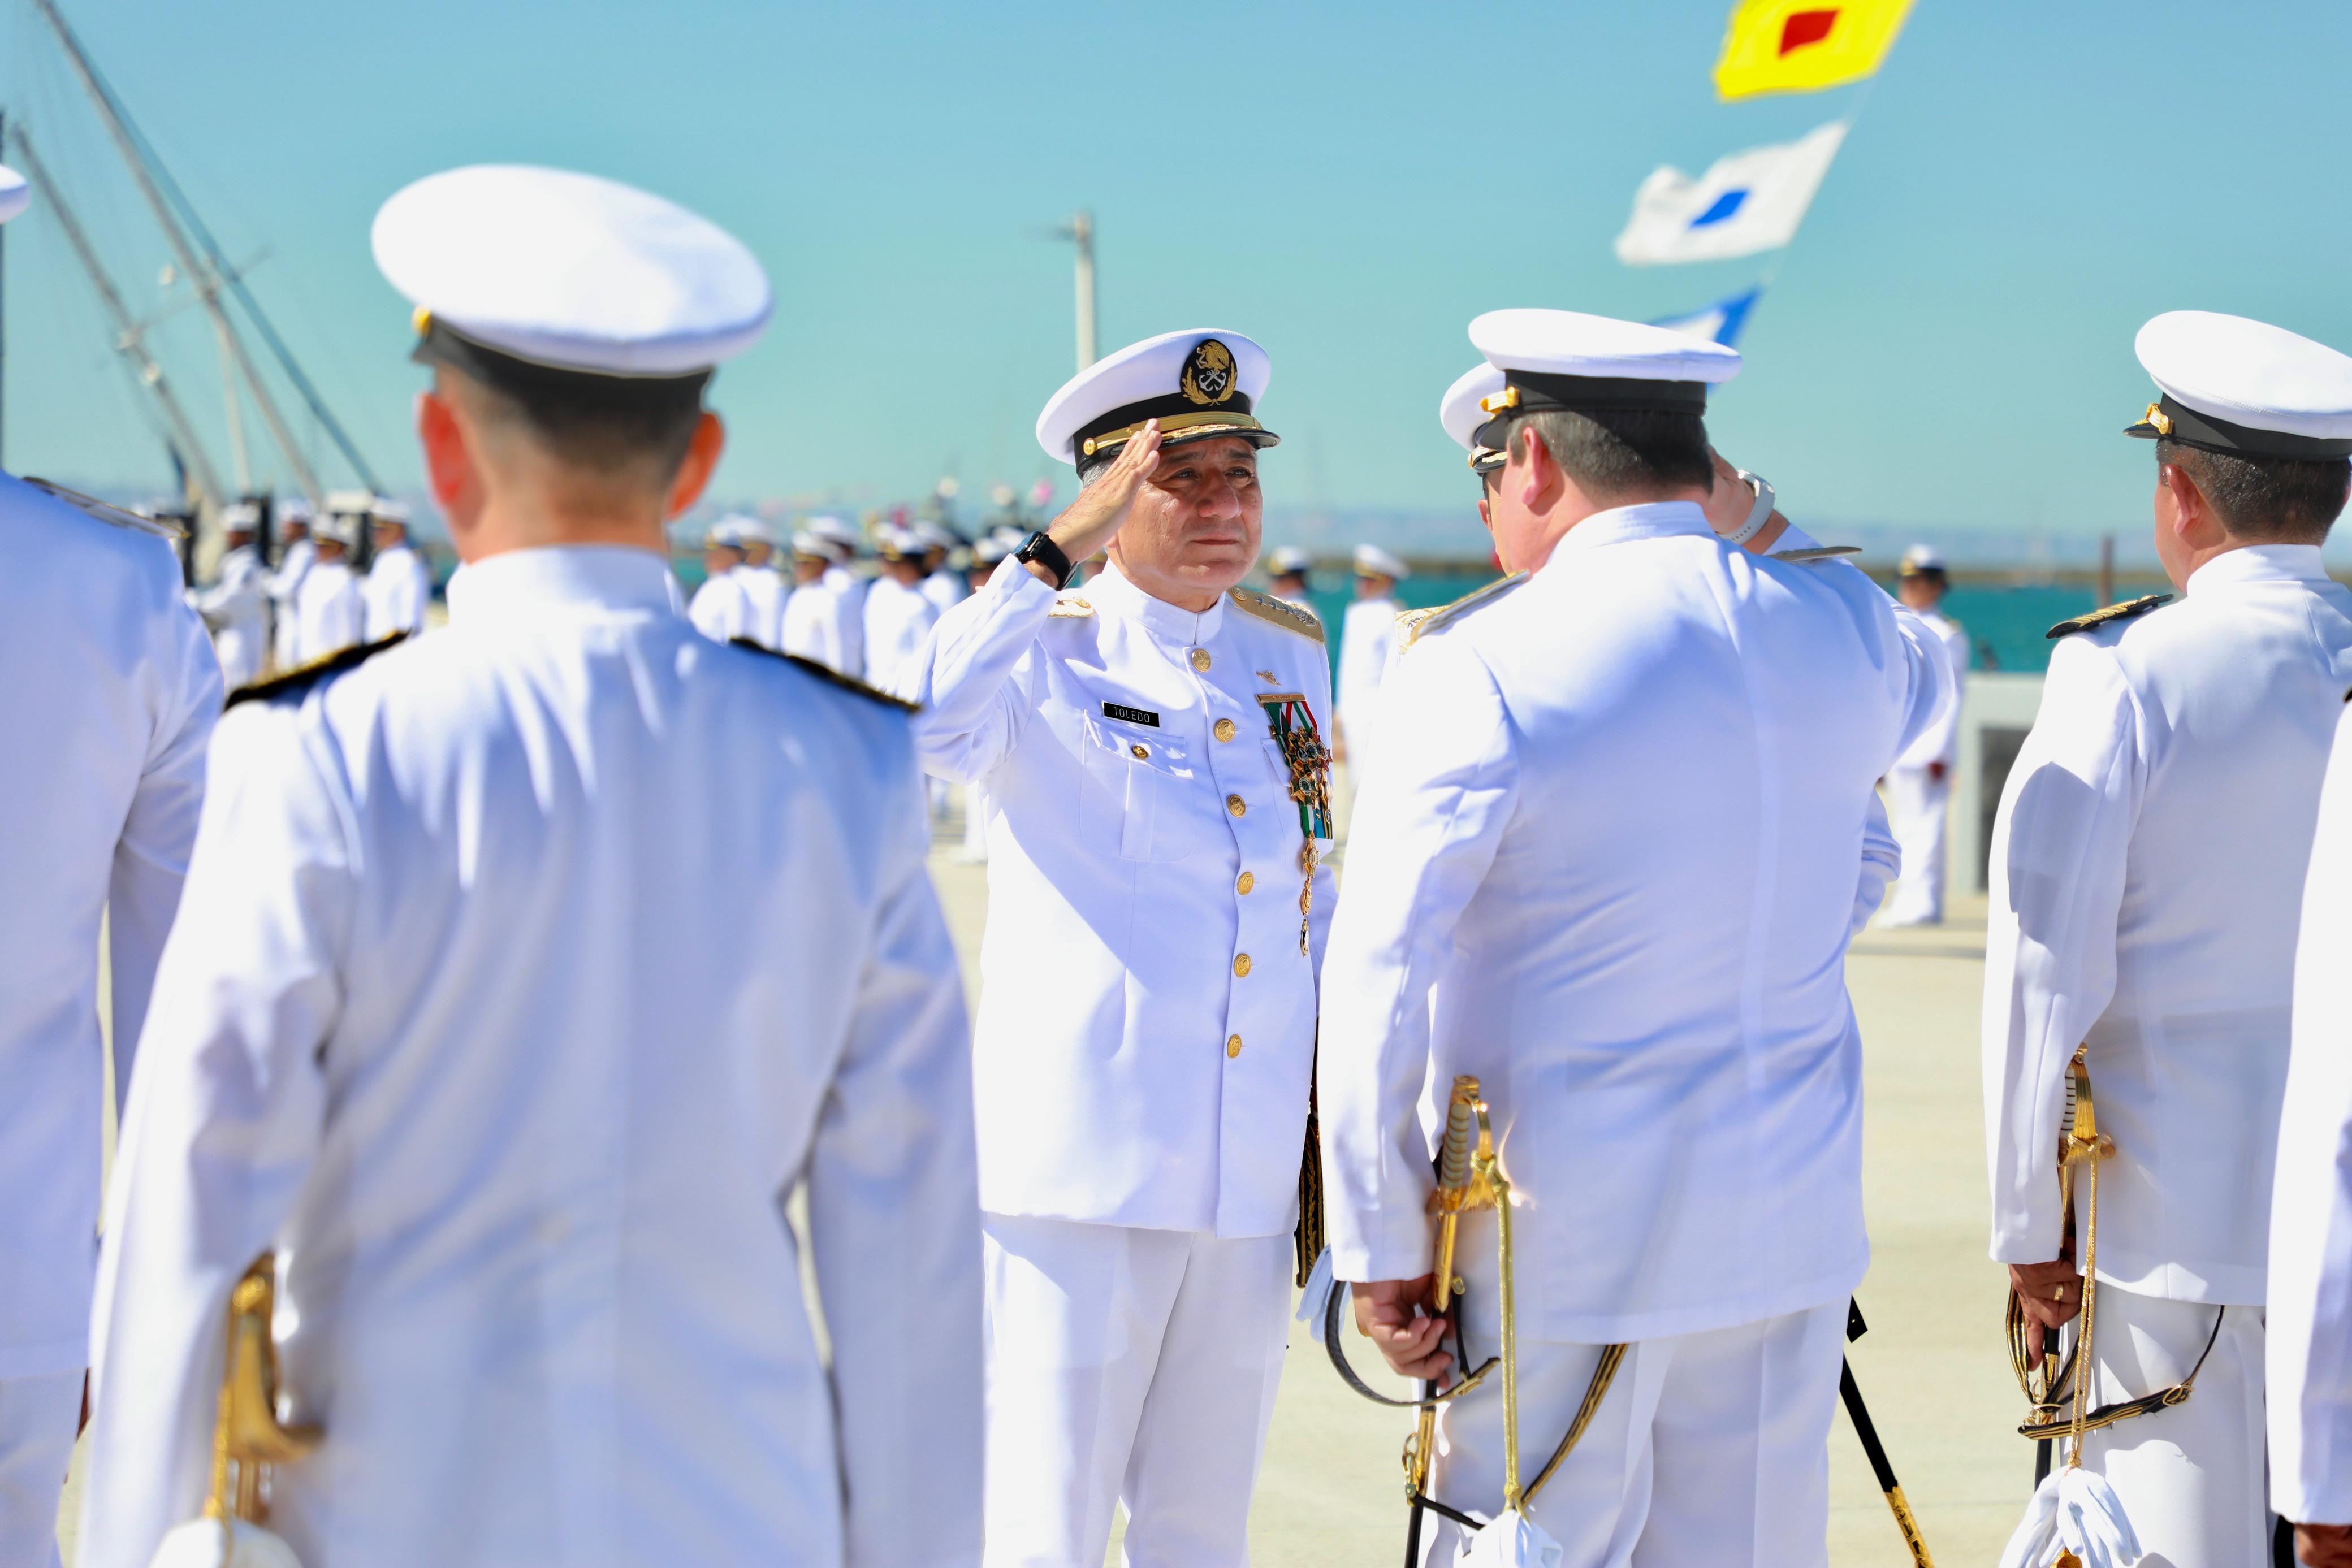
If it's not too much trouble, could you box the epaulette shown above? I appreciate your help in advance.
[1048,594,1095,619]
[23,477,185,540]
[226,633,408,709]
[2046,593,2172,640]
[1401,572,1529,651]
[1226,586,1325,643]
[1776,545,1861,562]
[729,638,919,712]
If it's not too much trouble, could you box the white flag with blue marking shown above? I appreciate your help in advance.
[1614,121,1847,266]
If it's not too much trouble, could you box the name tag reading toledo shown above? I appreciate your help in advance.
[1102,702,1161,729]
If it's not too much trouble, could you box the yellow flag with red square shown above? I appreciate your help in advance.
[1712,0,1913,101]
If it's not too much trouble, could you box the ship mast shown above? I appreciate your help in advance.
[6,121,226,511]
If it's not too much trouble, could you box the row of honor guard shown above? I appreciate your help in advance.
[183,492,431,688]
[12,152,2352,1568]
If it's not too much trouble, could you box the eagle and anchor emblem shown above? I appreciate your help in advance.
[1180,338,1237,405]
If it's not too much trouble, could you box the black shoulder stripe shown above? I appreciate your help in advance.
[728,638,919,712]
[226,632,408,709]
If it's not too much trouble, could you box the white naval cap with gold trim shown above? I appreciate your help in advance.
[373,165,771,379]
[2124,311,2352,459]
[1354,543,1410,581]
[0,165,27,226]
[1439,363,1508,475]
[1036,328,1278,466]
[1467,308,1739,451]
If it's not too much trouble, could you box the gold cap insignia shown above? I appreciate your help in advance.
[2143,401,2173,436]
[1180,339,1238,406]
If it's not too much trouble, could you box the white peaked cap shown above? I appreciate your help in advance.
[790,530,830,558]
[1440,363,1507,452]
[875,525,923,559]
[371,496,412,525]
[808,514,862,550]
[1470,308,1741,385]
[279,496,314,524]
[373,165,772,377]
[1354,543,1410,581]
[971,535,1010,565]
[1036,328,1276,466]
[0,166,28,226]
[705,518,750,549]
[1898,543,1945,574]
[2128,311,2352,454]
[313,512,361,546]
[911,519,958,550]
[1266,545,1313,575]
[722,513,773,545]
[325,488,374,517]
[220,501,262,530]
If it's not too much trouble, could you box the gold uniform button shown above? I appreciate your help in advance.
[1191,648,1212,672]
[1227,794,1246,817]
[1234,954,1252,977]
[1214,717,1237,742]
[1130,743,1149,760]
[1227,1034,1243,1059]
[1236,871,1255,895]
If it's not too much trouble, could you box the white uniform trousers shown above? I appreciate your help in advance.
[2069,1288,2267,1568]
[1880,764,1950,925]
[1421,1301,1847,1568]
[0,1371,78,1568]
[982,1214,1291,1568]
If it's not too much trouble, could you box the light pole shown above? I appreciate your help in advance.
[1055,209,1096,371]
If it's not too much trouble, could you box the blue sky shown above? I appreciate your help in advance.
[1,0,2347,551]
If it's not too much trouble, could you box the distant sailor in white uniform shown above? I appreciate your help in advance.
[1334,542,1406,774]
[812,513,869,677]
[1322,310,1949,1567]
[361,496,434,641]
[1983,311,2352,1568]
[687,514,753,642]
[864,525,944,696]
[289,507,365,662]
[75,163,981,1568]
[2272,709,2352,1568]
[1878,544,1968,926]
[917,519,971,615]
[265,497,315,670]
[1264,543,1318,619]
[0,161,223,1568]
[782,527,857,672]
[189,500,270,688]
[906,328,1334,1568]
[732,514,790,649]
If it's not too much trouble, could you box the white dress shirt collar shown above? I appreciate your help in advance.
[1086,561,1227,645]
[2186,542,2331,596]
[1550,500,1717,561]
[444,545,680,626]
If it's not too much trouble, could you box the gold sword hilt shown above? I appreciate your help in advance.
[203,1255,322,1526]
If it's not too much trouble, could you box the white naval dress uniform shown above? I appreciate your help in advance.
[1320,502,1950,1567]
[1880,605,1969,925]
[189,541,270,689]
[923,565,970,616]
[1984,545,2352,1567]
[864,575,942,697]
[76,545,982,1568]
[686,565,751,643]
[0,473,220,1568]
[267,534,315,668]
[906,560,1336,1568]
[361,539,433,642]
[2272,704,2352,1527]
[1335,591,1398,774]
[291,556,365,663]
[782,575,857,673]
[732,562,790,651]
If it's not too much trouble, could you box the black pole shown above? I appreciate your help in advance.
[2033,1326,2059,1487]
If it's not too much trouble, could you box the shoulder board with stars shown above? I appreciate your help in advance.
[227,632,409,709]
[1775,545,1861,563]
[2045,593,2173,641]
[1047,594,1095,619]
[23,477,186,540]
[1402,572,1530,651]
[729,638,919,712]
[1226,586,1325,644]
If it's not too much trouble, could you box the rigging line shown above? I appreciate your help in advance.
[43,7,381,493]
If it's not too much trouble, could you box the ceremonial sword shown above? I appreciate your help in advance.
[1843,1300,1936,1568]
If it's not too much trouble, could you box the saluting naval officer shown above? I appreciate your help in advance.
[0,155,223,1568]
[2271,709,2352,1568]
[1983,312,2352,1568]
[75,164,982,1568]
[1321,309,1949,1567]
[905,328,1334,1567]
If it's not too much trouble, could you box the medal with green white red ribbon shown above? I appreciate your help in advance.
[1256,692,1332,954]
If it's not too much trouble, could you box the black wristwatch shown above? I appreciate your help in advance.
[1014,530,1075,590]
